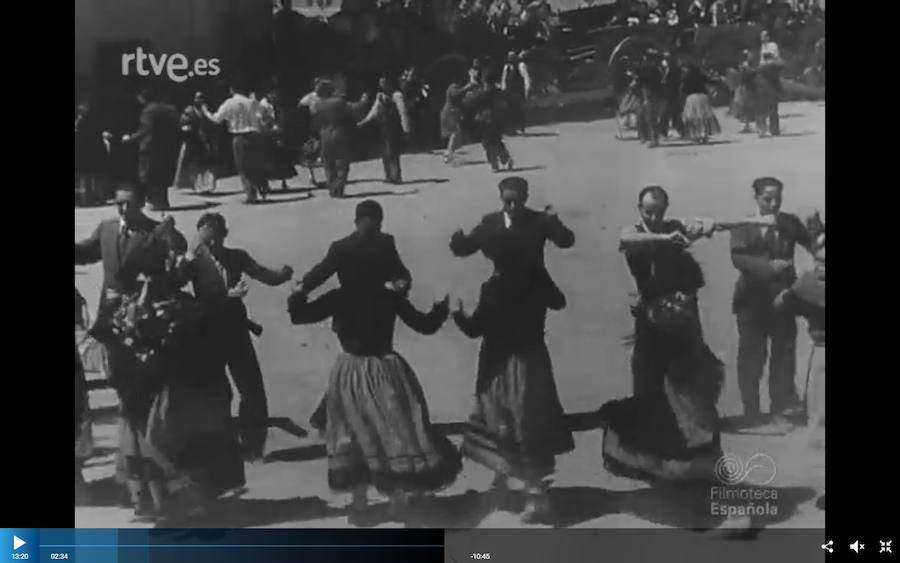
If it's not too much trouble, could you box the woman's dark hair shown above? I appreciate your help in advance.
[355,200,384,223]
[197,212,227,233]
[751,176,784,195]
[638,185,670,207]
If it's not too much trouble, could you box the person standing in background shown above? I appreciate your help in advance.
[730,50,757,133]
[710,0,728,25]
[635,51,664,148]
[176,92,218,193]
[755,30,783,137]
[501,50,532,136]
[441,73,480,164]
[260,88,298,191]
[680,62,721,144]
[730,177,815,431]
[357,75,410,185]
[203,80,268,204]
[464,70,514,172]
[658,52,684,140]
[121,89,179,211]
[312,82,369,197]
[75,97,111,206]
[759,29,781,61]
[400,67,429,152]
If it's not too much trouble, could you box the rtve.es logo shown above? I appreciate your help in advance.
[121,47,220,83]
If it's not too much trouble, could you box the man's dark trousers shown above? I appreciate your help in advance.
[736,307,798,416]
[381,131,402,183]
[756,103,780,136]
[221,301,269,456]
[479,121,510,169]
[323,158,350,197]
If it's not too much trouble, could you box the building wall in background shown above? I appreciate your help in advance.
[75,0,271,79]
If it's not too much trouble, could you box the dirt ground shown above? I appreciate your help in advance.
[75,100,825,529]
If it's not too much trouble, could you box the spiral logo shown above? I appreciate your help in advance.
[715,453,744,485]
[715,453,777,486]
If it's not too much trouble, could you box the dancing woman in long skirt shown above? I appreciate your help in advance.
[176,93,218,192]
[730,51,757,133]
[453,284,574,523]
[288,287,461,525]
[681,64,722,144]
[616,70,642,140]
[599,285,724,482]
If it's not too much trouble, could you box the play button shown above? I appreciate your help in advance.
[13,535,25,550]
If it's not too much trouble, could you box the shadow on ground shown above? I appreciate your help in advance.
[401,483,816,531]
[166,201,220,211]
[341,189,420,199]
[158,496,343,528]
[266,411,606,463]
[253,194,315,206]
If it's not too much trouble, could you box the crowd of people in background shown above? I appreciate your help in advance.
[616,49,724,146]
[75,53,534,208]
[614,26,793,146]
[607,0,823,29]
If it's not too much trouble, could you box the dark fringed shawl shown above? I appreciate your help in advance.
[626,243,705,304]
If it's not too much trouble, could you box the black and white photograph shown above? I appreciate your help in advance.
[74,0,825,532]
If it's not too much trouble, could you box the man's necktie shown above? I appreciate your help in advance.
[118,226,131,259]
[764,223,778,258]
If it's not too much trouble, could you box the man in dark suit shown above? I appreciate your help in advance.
[121,89,180,211]
[658,52,684,140]
[311,82,369,197]
[186,213,294,460]
[636,51,664,147]
[295,200,412,429]
[74,184,186,327]
[449,176,574,316]
[730,177,815,428]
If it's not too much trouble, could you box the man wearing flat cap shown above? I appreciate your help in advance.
[450,176,574,314]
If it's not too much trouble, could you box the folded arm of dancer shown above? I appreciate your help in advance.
[619,218,715,250]
[233,250,293,286]
[288,289,448,333]
[396,295,449,334]
[297,236,411,296]
[541,207,576,248]
[449,220,488,257]
[730,213,814,280]
[452,300,485,339]
[74,226,102,265]
[288,289,339,325]
[357,92,411,134]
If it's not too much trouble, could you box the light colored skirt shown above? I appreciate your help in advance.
[462,343,574,483]
[326,352,461,494]
[682,93,721,140]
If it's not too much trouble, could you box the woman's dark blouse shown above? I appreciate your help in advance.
[288,289,447,356]
[621,220,705,303]
[681,66,713,96]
